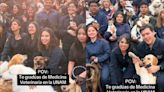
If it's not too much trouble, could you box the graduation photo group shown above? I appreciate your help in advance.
[0,0,164,92]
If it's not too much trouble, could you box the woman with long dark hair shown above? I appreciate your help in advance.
[155,9,164,39]
[68,24,88,92]
[1,19,28,61]
[38,27,67,74]
[24,22,40,67]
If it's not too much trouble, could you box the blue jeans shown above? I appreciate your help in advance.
[101,64,110,89]
[157,72,164,92]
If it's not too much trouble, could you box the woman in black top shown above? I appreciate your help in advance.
[110,34,135,84]
[68,24,88,92]
[60,2,85,59]
[24,22,40,68]
[68,24,88,78]
[1,19,28,61]
[38,27,67,74]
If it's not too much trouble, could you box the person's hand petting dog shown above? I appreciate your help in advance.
[147,65,160,73]
[90,56,98,63]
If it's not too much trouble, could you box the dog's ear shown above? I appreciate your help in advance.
[153,56,158,65]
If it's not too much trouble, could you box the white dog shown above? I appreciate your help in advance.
[86,11,97,25]
[2,64,56,92]
[149,0,164,16]
[131,15,150,42]
[106,20,117,41]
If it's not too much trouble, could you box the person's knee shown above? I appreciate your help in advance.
[101,73,110,84]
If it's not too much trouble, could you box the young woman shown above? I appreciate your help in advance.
[68,24,87,92]
[24,22,40,68]
[68,24,87,77]
[100,0,115,20]
[104,11,131,50]
[155,9,164,39]
[1,19,28,61]
[110,34,135,84]
[10,4,22,22]
[38,27,67,74]
[86,23,110,90]
[22,5,37,33]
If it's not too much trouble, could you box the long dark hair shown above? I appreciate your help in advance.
[38,27,59,54]
[28,21,39,40]
[0,22,5,37]
[74,23,88,50]
[27,21,39,47]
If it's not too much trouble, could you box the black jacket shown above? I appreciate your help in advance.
[41,47,67,74]
[1,33,28,61]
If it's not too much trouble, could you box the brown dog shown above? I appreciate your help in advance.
[86,62,102,92]
[0,78,12,92]
[33,56,48,70]
[129,52,158,84]
[0,54,27,74]
[8,54,27,68]
[61,78,82,92]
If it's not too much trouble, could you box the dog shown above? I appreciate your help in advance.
[2,64,56,92]
[131,15,150,42]
[0,78,12,92]
[106,20,117,41]
[149,0,164,16]
[0,61,8,74]
[86,62,102,92]
[86,11,97,26]
[128,52,158,84]
[33,56,48,70]
[0,54,27,74]
[8,54,27,68]
[61,77,82,92]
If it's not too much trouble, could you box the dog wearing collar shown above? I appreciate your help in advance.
[128,52,158,84]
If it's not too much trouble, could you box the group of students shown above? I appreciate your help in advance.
[85,0,164,92]
[0,0,164,92]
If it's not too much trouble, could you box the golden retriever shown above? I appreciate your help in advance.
[128,52,158,84]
